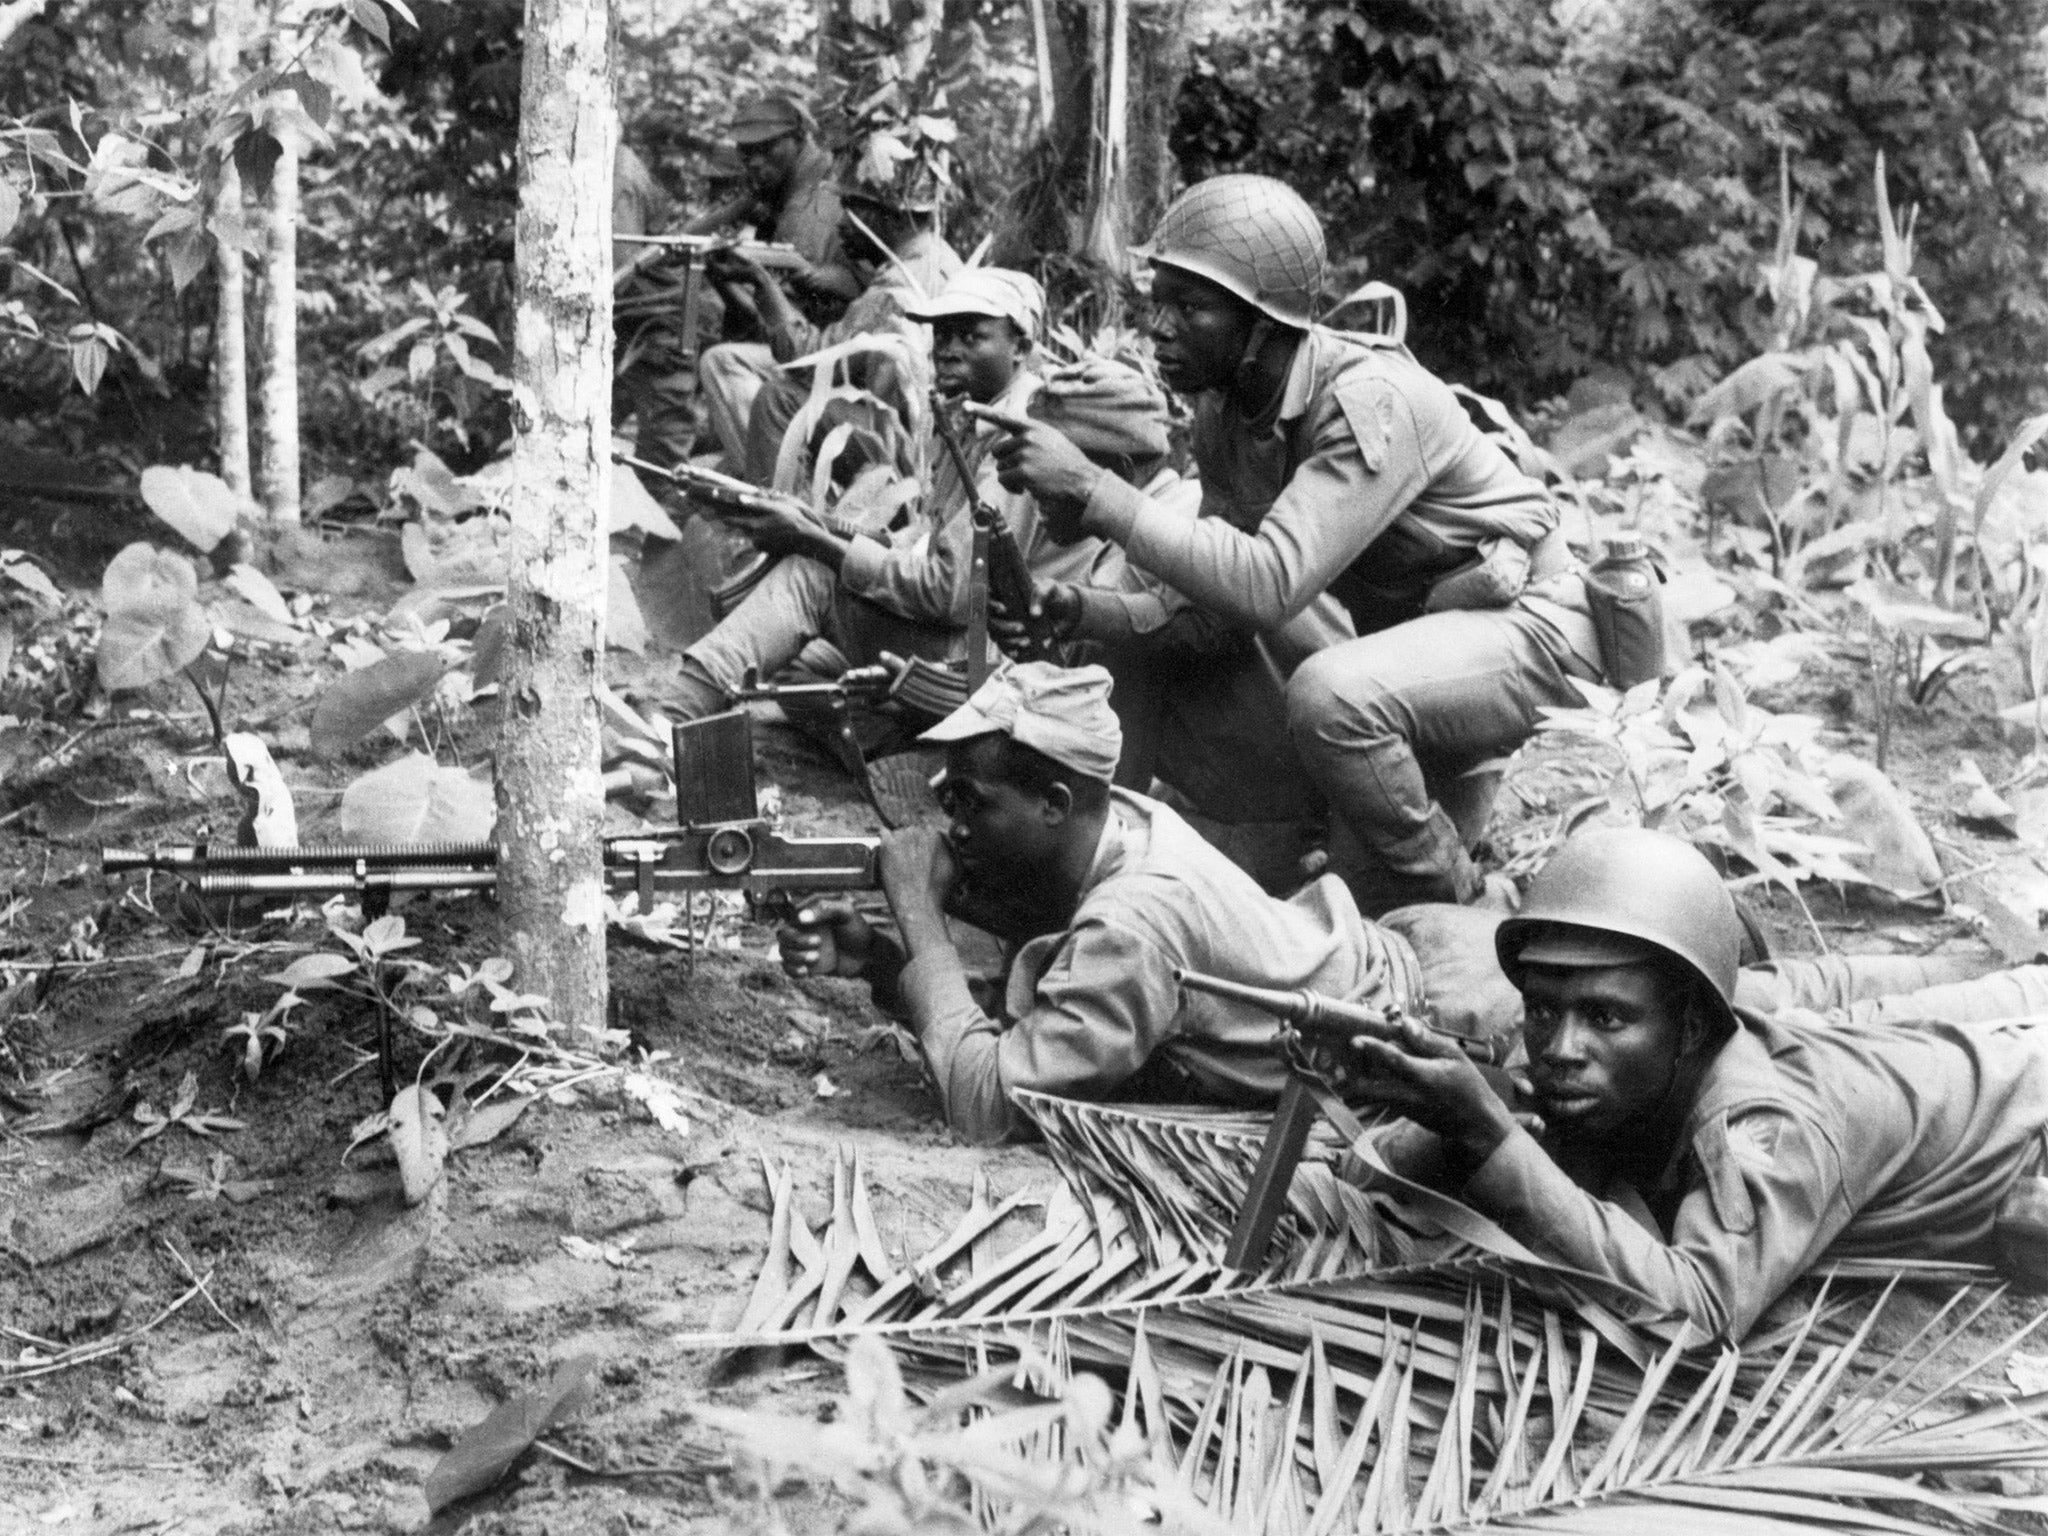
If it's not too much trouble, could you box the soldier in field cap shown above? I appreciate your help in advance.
[777,660,1417,1144]
[694,91,848,468]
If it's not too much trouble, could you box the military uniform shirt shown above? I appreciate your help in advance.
[1077,327,1561,633]
[840,369,1143,624]
[1463,1007,2048,1340]
[898,790,1413,1143]
[764,141,841,265]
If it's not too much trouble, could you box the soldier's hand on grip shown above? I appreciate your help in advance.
[779,902,875,980]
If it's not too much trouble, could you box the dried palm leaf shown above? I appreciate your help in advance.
[689,1109,2048,1533]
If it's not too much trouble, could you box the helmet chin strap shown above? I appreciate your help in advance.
[1230,315,1286,417]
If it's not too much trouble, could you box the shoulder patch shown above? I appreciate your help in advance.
[1335,377,1400,476]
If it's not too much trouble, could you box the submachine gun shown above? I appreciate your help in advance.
[613,232,807,366]
[928,392,1056,688]
[103,712,880,929]
[1173,968,1518,1272]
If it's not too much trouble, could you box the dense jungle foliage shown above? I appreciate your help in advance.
[2,0,2045,487]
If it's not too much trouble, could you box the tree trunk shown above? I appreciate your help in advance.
[255,24,300,522]
[1125,0,1193,238]
[208,0,251,499]
[997,0,1192,290]
[498,0,612,1037]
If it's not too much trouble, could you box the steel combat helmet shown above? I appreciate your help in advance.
[1135,175,1327,329]
[1495,826,1743,1025]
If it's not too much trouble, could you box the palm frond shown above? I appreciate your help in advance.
[683,1106,2048,1533]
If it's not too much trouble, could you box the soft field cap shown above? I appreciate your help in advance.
[730,94,811,144]
[1031,359,1171,460]
[921,662,1121,782]
[901,268,1046,338]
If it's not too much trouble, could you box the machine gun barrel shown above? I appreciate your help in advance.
[103,842,495,873]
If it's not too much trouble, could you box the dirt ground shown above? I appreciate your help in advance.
[4,512,2047,1533]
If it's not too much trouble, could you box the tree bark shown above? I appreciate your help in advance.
[1125,0,1192,238]
[209,0,251,498]
[255,24,300,522]
[498,0,612,1037]
[996,0,1191,281]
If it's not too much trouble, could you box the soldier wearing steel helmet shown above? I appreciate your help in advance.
[985,174,1603,913]
[1339,825,2048,1341]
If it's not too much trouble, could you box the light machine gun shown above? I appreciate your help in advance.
[104,713,879,929]
[1173,968,1517,1272]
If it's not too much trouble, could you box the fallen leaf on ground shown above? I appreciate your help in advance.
[621,1072,690,1136]
[448,1093,533,1151]
[423,1355,599,1513]
[1825,755,1943,899]
[1952,757,2020,837]
[560,1234,639,1269]
[2010,1351,2048,1396]
[387,1084,448,1205]
[813,1073,841,1100]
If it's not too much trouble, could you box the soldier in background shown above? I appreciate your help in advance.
[706,162,960,486]
[696,93,848,469]
[611,135,696,468]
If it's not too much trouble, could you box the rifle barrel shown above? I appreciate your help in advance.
[1174,967,1392,1036]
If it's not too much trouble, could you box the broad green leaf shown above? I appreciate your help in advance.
[387,1083,447,1206]
[310,650,448,757]
[224,563,294,625]
[139,464,246,552]
[609,464,682,540]
[423,1356,596,1513]
[1,552,61,607]
[338,752,495,845]
[262,952,357,990]
[96,543,210,691]
[69,331,109,396]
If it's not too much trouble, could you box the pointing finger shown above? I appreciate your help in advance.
[962,402,1036,434]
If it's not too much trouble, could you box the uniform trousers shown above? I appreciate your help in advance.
[679,554,963,712]
[698,341,779,472]
[1099,637,1322,894]
[1286,602,1594,908]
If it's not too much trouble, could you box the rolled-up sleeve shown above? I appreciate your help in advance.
[900,920,1182,1144]
[1463,1110,1856,1340]
[1081,384,1430,629]
[838,505,974,623]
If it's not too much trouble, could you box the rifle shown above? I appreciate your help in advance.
[614,455,866,618]
[612,233,807,363]
[104,712,879,928]
[1174,967,1517,1272]
[929,393,1053,686]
